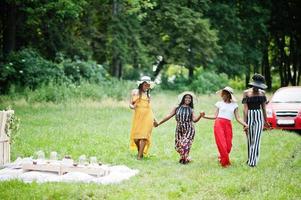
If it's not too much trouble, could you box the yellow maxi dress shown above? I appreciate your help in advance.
[130,93,154,155]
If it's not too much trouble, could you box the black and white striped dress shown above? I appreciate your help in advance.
[242,96,267,167]
[175,106,195,157]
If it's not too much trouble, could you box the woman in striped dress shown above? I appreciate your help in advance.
[242,74,269,167]
[156,92,203,164]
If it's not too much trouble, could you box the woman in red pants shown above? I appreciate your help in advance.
[203,86,248,167]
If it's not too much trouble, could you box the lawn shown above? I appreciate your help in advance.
[0,92,300,200]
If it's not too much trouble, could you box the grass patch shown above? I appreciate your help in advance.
[0,92,300,199]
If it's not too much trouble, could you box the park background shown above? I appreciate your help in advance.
[0,0,300,199]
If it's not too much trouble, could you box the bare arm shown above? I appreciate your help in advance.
[157,107,177,126]
[129,89,138,109]
[242,91,248,122]
[203,108,218,120]
[243,104,248,122]
[234,108,248,127]
[192,111,202,123]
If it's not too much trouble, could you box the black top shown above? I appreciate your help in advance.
[242,96,267,110]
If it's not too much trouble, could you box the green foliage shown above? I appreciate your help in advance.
[143,1,219,72]
[106,6,151,77]
[228,77,245,90]
[1,0,298,94]
[205,1,270,78]
[0,49,112,94]
[161,66,229,94]
[0,48,63,92]
[161,74,190,92]
[190,69,229,94]
[21,0,90,59]
[60,58,108,84]
[25,81,75,103]
[3,80,135,103]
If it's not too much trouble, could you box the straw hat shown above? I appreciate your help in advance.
[136,76,155,88]
[248,74,267,90]
[178,91,197,103]
[216,86,237,102]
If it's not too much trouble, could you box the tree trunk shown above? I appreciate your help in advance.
[297,59,301,86]
[2,1,17,56]
[111,0,122,78]
[188,65,194,79]
[262,39,272,89]
[112,55,122,78]
[118,61,122,79]
[245,64,251,88]
[253,64,259,74]
[276,35,287,86]
[153,58,166,78]
[291,36,296,86]
[297,35,301,86]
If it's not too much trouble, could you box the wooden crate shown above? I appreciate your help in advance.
[0,110,14,166]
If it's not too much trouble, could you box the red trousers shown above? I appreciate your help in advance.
[214,118,233,167]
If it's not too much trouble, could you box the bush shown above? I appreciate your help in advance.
[190,69,229,94]
[60,58,109,84]
[228,77,245,90]
[18,79,135,103]
[160,74,190,91]
[0,48,63,93]
[25,81,75,103]
[160,67,229,94]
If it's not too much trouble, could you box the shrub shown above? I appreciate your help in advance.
[228,77,245,90]
[0,48,63,93]
[60,58,109,84]
[190,69,229,94]
[160,67,229,94]
[20,79,135,103]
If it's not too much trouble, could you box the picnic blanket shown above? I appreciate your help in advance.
[0,157,139,184]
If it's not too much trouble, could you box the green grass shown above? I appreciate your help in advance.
[0,92,300,200]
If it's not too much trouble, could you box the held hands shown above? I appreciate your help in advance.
[243,125,249,133]
[200,111,205,118]
[129,104,136,110]
[264,121,272,131]
[153,120,159,127]
[243,123,249,135]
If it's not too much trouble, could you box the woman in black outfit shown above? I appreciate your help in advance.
[242,74,269,167]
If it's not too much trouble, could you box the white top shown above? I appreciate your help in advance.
[215,101,238,120]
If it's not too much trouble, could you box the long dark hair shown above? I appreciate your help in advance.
[138,82,150,99]
[178,94,194,109]
[222,90,231,102]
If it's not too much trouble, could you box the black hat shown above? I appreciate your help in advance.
[248,74,267,89]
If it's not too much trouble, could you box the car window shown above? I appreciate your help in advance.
[271,89,301,103]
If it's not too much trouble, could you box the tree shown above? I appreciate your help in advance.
[205,1,245,78]
[268,0,301,86]
[143,0,219,78]
[100,0,153,78]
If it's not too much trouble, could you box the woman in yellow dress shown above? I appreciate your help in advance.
[129,76,157,160]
